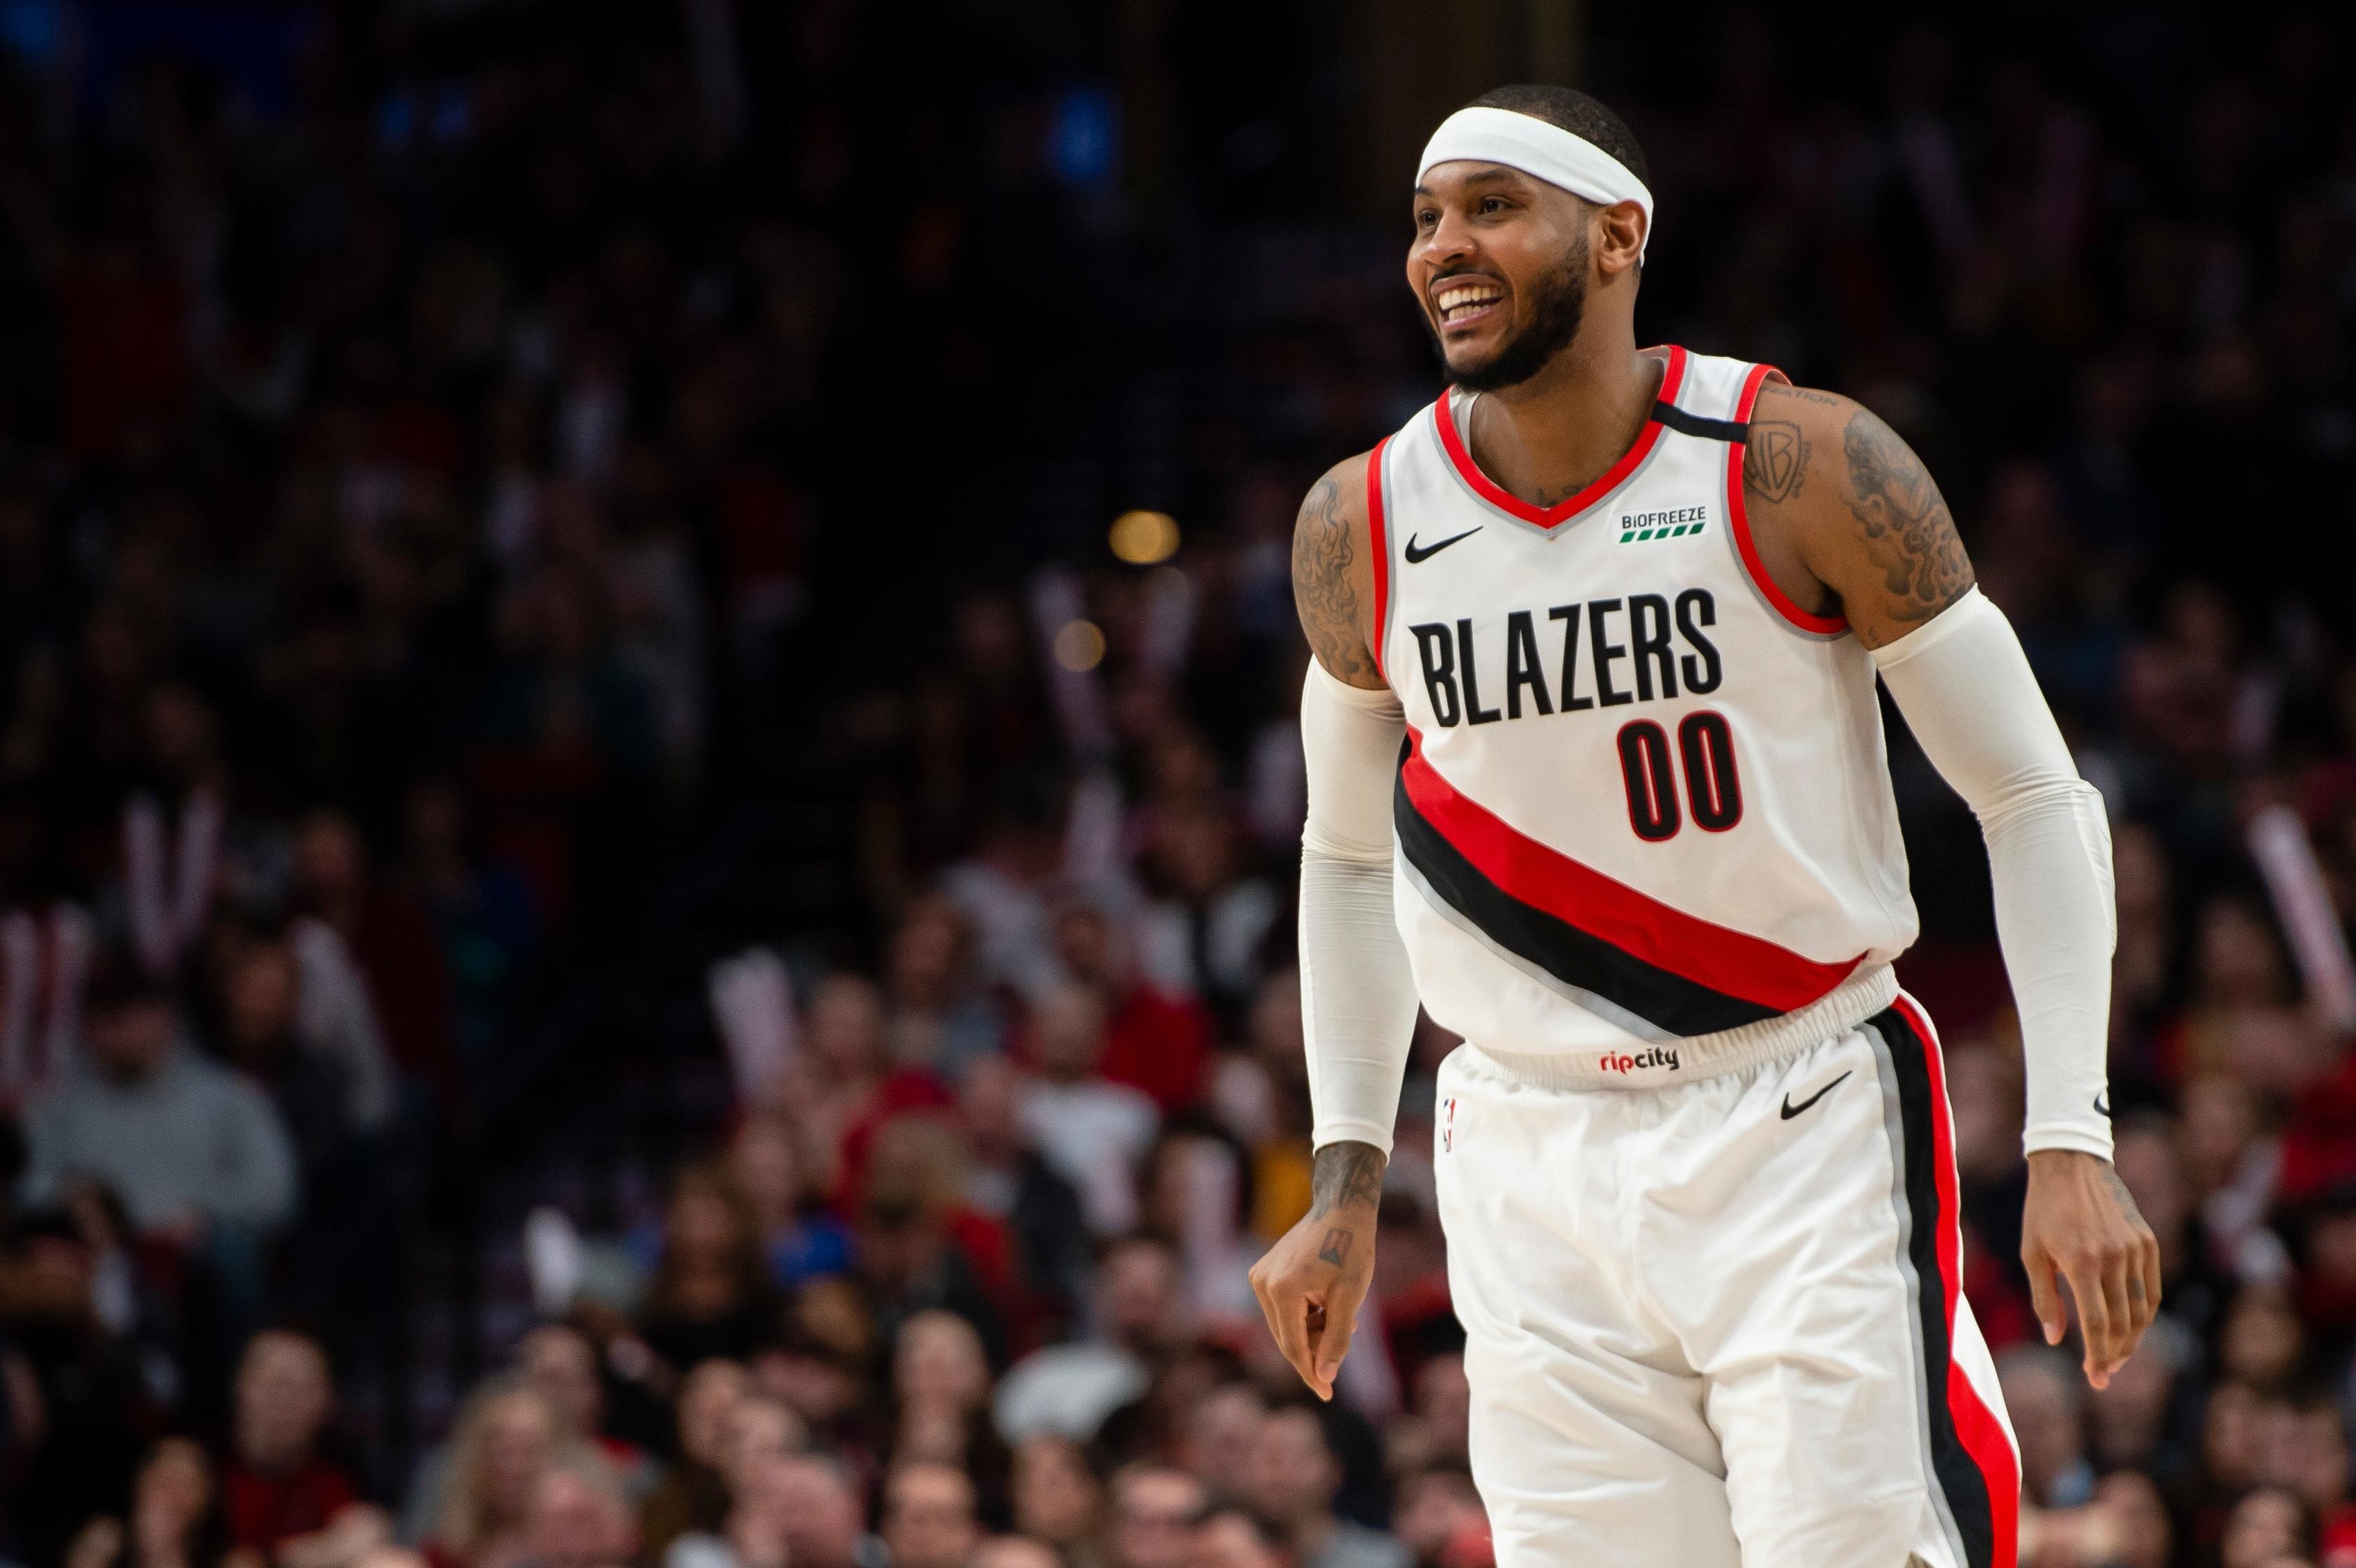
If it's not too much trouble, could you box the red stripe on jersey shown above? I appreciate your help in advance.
[1434,345,1689,529]
[1399,728,1862,1013]
[1726,362,1849,636]
[1897,992,2023,1568]
[1366,438,1392,680]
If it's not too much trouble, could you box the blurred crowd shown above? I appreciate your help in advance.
[0,2,2350,1567]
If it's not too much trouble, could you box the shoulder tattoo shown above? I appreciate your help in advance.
[1744,419,1810,504]
[1291,477,1374,683]
[1840,410,1973,624]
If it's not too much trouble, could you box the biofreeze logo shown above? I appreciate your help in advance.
[1600,1046,1680,1074]
[1619,505,1708,543]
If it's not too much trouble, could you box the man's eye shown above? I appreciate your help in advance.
[1481,197,1509,214]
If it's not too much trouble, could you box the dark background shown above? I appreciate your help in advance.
[0,2,2350,1567]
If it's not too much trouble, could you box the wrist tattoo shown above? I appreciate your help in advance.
[1318,1228,1353,1267]
[1310,1141,1386,1217]
[2101,1163,2147,1225]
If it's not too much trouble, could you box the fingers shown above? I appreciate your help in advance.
[2117,1228,2163,1363]
[2066,1258,2116,1387]
[1250,1265,1326,1398]
[2094,1251,2135,1383]
[2023,1243,2065,1347]
[1316,1290,1360,1394]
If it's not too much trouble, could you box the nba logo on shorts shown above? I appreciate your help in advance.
[1441,1096,1456,1152]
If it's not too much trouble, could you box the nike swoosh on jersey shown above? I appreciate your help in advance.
[1780,1069,1852,1121]
[1403,527,1481,563]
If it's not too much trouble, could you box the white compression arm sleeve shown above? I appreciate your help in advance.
[1871,587,2117,1160]
[1298,659,1421,1155]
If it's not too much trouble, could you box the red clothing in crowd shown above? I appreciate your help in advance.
[221,1458,358,1555]
[1097,984,1213,1112]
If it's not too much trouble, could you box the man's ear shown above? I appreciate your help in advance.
[1593,201,1647,278]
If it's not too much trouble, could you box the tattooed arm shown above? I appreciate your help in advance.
[1291,455,1385,689]
[1748,385,2158,1385]
[1737,381,1975,650]
[1251,451,1404,1402]
[1250,1138,1387,1402]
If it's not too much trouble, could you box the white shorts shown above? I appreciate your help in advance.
[1433,995,2020,1568]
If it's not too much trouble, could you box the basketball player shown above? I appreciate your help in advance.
[1248,86,2158,1568]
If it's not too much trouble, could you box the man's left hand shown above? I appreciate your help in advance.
[2019,1149,2161,1389]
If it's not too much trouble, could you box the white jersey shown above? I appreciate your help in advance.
[1369,345,1917,1073]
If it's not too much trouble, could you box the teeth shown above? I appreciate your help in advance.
[1435,285,1502,320]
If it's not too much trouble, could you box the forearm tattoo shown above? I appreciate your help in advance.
[1840,410,1974,624]
[1291,477,1375,685]
[1310,1140,1386,1216]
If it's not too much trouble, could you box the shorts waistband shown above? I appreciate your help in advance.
[1467,962,1900,1091]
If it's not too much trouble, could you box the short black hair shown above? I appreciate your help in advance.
[1464,85,1648,186]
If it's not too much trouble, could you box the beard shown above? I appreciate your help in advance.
[1431,234,1590,393]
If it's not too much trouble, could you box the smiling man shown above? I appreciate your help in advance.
[1247,85,2157,1568]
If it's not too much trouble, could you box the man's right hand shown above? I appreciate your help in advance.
[1249,1141,1386,1400]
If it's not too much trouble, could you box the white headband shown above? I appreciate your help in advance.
[1416,106,1653,261]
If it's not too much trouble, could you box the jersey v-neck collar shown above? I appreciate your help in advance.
[1433,344,1689,532]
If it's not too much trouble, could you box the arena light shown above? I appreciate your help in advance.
[1053,618,1106,671]
[1109,509,1180,565]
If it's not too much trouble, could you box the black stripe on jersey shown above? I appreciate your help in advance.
[1393,764,1781,1038]
[1650,401,1747,442]
[1870,1005,2000,1568]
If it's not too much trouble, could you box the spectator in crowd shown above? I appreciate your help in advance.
[1106,1466,1207,1568]
[218,1329,381,1562]
[971,1539,1065,1568]
[1390,1468,1487,1568]
[429,1382,562,1568]
[770,1453,884,1568]
[1017,988,1156,1237]
[212,934,369,1180]
[2221,1487,2314,1568]
[636,1171,782,1374]
[655,1391,804,1568]
[1189,1509,1290,1568]
[20,968,297,1341]
[890,1310,1009,1513]
[852,1116,1005,1361]
[884,895,1005,1080]
[1179,1382,1268,1507]
[520,1459,637,1568]
[726,1115,850,1290]
[2090,1469,2174,1568]
[1008,1434,1104,1567]
[996,1233,1189,1446]
[959,1056,1089,1335]
[1051,902,1212,1115]
[517,1324,651,1493]
[1243,1403,1408,1568]
[879,1462,982,1568]
[64,1438,228,1568]
[2002,1346,2097,1509]
[637,1360,747,1562]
